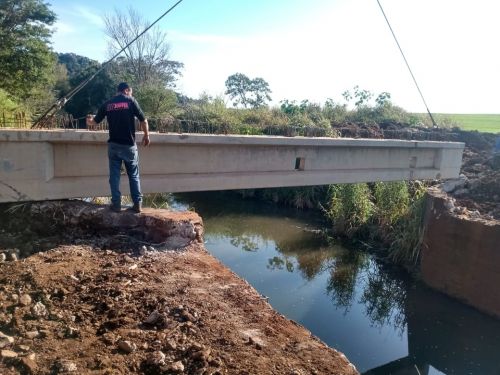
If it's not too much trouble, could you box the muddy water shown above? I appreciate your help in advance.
[167,192,500,375]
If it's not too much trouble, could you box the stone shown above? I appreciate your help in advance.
[0,332,14,348]
[453,188,469,196]
[118,340,136,353]
[1,349,18,358]
[19,294,32,306]
[31,302,48,318]
[442,177,466,193]
[144,311,161,325]
[24,331,39,339]
[146,350,166,366]
[8,250,18,261]
[19,357,38,374]
[0,253,6,262]
[56,359,78,373]
[169,361,185,373]
[443,199,455,210]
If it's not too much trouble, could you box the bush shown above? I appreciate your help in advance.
[373,181,410,230]
[327,183,374,237]
[387,182,427,266]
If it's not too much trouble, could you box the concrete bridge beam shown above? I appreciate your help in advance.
[0,130,464,203]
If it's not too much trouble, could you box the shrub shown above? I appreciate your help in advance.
[387,181,427,266]
[327,183,374,237]
[373,181,410,230]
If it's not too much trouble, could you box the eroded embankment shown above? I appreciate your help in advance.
[0,202,358,375]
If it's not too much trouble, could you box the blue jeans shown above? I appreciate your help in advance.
[108,142,142,206]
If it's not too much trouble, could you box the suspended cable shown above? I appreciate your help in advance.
[376,0,438,128]
[32,0,185,128]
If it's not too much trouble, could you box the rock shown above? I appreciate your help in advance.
[24,331,39,339]
[55,359,78,373]
[144,311,161,325]
[8,250,19,261]
[442,176,467,193]
[31,302,48,318]
[123,255,134,263]
[0,253,6,262]
[1,349,18,358]
[140,245,148,255]
[19,357,38,374]
[0,331,14,348]
[443,199,455,210]
[19,294,32,306]
[146,350,166,366]
[453,188,469,196]
[101,332,116,345]
[118,340,136,353]
[192,348,211,361]
[169,361,185,373]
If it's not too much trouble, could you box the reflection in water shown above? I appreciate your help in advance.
[169,193,500,374]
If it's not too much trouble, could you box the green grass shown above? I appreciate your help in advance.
[434,113,500,133]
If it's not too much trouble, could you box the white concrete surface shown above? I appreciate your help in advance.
[0,129,465,202]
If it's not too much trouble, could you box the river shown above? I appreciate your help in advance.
[166,192,500,375]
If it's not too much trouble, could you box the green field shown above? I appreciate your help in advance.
[433,113,500,133]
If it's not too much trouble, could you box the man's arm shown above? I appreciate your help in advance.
[140,119,150,146]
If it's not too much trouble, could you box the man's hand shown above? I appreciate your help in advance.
[142,134,150,147]
[86,114,96,130]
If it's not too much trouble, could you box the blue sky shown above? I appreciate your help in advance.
[49,0,500,113]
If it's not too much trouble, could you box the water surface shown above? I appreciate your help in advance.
[168,192,500,374]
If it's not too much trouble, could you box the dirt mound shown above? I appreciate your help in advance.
[0,204,358,375]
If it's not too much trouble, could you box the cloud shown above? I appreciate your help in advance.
[51,21,76,34]
[73,6,104,27]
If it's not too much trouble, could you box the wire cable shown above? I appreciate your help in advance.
[376,0,438,127]
[32,0,185,128]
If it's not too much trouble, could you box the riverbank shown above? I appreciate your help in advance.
[0,203,358,374]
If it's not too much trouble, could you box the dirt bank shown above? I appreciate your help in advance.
[0,202,357,375]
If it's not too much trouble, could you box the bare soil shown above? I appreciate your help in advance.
[0,205,357,375]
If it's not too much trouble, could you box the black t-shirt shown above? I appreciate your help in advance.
[94,94,146,146]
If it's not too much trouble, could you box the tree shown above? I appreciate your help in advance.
[103,7,183,88]
[64,63,115,118]
[225,73,272,108]
[0,0,56,99]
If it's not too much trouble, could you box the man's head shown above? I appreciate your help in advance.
[117,82,132,96]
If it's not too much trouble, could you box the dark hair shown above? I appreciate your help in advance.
[117,82,130,92]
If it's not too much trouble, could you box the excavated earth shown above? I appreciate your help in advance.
[0,202,358,375]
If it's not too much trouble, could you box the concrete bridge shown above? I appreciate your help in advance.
[0,129,464,203]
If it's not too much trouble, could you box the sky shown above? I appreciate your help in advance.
[49,0,500,114]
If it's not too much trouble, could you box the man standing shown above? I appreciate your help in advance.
[86,82,150,213]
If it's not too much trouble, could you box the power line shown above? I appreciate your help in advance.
[376,0,438,127]
[32,0,185,128]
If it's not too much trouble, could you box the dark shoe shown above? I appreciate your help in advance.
[127,202,142,213]
[109,204,121,213]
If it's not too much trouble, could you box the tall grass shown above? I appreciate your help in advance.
[326,181,428,268]
[327,183,374,237]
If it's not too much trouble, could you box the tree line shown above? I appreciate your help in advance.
[1,0,435,131]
